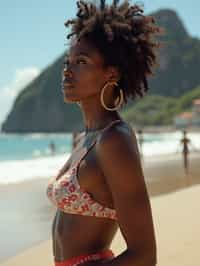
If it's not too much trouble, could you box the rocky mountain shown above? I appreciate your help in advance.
[2,55,83,133]
[149,9,200,97]
[2,9,200,132]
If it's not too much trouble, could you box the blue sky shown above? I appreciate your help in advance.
[0,0,199,126]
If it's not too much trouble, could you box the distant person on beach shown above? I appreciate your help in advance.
[47,1,162,265]
[49,141,56,156]
[72,131,79,150]
[180,130,190,176]
[176,129,198,177]
[137,129,144,159]
[179,130,198,176]
[72,131,85,150]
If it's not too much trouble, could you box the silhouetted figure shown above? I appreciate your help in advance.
[49,141,56,156]
[72,132,79,150]
[180,130,190,177]
[72,131,85,151]
[137,129,144,160]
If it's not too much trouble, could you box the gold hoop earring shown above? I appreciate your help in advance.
[100,81,124,111]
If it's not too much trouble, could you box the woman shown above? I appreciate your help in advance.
[47,1,162,265]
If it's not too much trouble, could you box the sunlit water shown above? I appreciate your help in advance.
[0,131,199,184]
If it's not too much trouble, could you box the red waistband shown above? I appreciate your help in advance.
[54,249,115,266]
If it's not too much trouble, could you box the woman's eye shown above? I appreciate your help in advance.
[77,59,86,64]
[63,59,86,67]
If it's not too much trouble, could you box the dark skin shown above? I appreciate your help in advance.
[53,37,157,265]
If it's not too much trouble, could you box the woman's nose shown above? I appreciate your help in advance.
[63,68,73,78]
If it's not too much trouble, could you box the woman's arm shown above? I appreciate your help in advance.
[85,125,157,266]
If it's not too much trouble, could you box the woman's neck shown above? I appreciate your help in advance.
[84,117,121,135]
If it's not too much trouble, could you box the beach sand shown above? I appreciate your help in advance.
[0,152,200,266]
[143,152,200,197]
[0,178,55,262]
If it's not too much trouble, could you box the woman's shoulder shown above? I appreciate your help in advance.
[101,119,135,138]
[96,120,138,153]
[95,120,142,182]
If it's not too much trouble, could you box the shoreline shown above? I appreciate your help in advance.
[132,125,200,133]
[1,152,200,265]
[1,125,200,134]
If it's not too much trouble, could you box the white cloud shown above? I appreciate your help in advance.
[0,67,40,128]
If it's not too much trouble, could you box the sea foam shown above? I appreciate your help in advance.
[0,153,71,184]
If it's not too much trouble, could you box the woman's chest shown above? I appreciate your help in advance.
[70,145,114,208]
[47,133,115,213]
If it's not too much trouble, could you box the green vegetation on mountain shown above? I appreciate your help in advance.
[122,86,200,126]
[175,85,200,112]
[2,9,200,132]
[121,95,177,126]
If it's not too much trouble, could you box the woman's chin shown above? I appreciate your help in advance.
[63,95,78,104]
[63,97,73,103]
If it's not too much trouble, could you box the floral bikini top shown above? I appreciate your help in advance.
[46,120,122,221]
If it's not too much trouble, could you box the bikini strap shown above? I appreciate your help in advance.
[99,119,122,134]
[75,119,122,168]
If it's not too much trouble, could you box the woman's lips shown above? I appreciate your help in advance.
[62,83,75,96]
[62,82,75,90]
[63,83,74,87]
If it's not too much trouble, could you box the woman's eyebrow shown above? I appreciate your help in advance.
[66,52,91,60]
[76,52,91,58]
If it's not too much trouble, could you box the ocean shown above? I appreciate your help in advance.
[0,130,200,184]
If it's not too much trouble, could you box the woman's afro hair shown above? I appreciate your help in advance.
[64,0,163,104]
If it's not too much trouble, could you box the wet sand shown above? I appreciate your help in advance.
[143,152,200,197]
